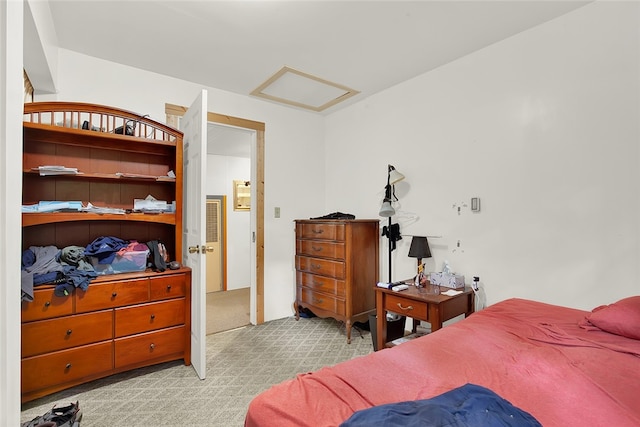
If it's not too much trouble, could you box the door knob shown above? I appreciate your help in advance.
[188,246,199,254]
[205,246,214,253]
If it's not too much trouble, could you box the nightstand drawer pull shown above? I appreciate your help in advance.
[66,329,72,336]
[312,229,324,234]
[44,301,51,307]
[396,303,414,311]
[65,363,72,369]
[313,297,324,304]
[311,264,322,270]
[311,246,323,252]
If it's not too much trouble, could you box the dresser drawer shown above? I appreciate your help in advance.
[22,310,113,357]
[21,341,113,394]
[76,279,149,313]
[150,274,186,301]
[296,256,345,279]
[22,288,73,322]
[297,287,345,316]
[114,325,185,368]
[115,298,186,337]
[384,294,428,319]
[296,239,345,260]
[296,271,345,297]
[296,222,345,241]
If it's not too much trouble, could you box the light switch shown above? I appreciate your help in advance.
[471,197,480,212]
[275,207,281,218]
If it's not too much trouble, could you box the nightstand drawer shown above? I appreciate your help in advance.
[296,256,345,279]
[76,279,149,312]
[115,298,185,337]
[385,294,428,319]
[22,310,113,357]
[22,288,73,322]
[21,341,113,394]
[296,239,345,260]
[150,274,186,301]
[296,222,345,241]
[297,288,345,316]
[114,326,185,368]
[296,272,345,297]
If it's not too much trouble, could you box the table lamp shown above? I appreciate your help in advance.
[408,236,431,287]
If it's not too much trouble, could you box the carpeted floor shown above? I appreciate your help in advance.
[20,316,375,426]
[206,288,250,335]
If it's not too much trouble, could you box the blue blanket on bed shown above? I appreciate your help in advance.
[340,383,541,427]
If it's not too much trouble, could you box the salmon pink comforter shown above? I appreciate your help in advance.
[245,298,640,427]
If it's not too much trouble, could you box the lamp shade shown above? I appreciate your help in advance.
[388,165,405,185]
[379,201,395,217]
[408,236,431,259]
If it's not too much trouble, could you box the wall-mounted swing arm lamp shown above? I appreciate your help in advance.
[379,164,405,283]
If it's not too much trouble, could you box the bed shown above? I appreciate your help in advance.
[245,297,640,427]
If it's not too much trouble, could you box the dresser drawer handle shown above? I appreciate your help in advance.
[311,246,323,252]
[311,264,322,270]
[312,297,324,304]
[66,329,72,336]
[150,314,155,320]
[44,301,51,307]
[396,303,414,311]
[311,229,324,234]
[65,363,72,369]
[111,292,118,298]
[150,343,155,350]
[166,285,172,291]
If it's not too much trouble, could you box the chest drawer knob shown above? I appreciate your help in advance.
[166,285,172,291]
[150,343,155,350]
[150,314,156,320]
[312,229,324,235]
[65,363,72,369]
[312,246,323,252]
[44,301,51,307]
[111,292,118,298]
[66,329,72,336]
[311,263,322,270]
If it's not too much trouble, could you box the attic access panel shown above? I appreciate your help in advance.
[250,66,360,112]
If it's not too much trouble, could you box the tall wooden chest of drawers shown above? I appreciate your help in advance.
[294,219,379,343]
[21,268,191,403]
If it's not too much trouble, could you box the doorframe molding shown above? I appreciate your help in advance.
[165,103,265,325]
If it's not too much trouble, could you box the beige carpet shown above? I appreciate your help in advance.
[206,287,250,335]
[21,316,374,426]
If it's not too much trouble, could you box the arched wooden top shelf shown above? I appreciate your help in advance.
[22,212,177,227]
[23,102,182,154]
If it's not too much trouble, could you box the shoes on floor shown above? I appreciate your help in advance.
[21,401,82,427]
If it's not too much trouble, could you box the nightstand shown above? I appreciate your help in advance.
[374,284,474,351]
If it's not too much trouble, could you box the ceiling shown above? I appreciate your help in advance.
[40,0,591,156]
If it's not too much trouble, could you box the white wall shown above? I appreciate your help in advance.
[206,154,251,290]
[33,48,327,321]
[325,1,640,311]
[2,1,25,425]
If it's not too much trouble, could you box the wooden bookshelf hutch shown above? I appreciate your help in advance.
[20,102,191,402]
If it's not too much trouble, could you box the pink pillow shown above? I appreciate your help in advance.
[583,296,640,340]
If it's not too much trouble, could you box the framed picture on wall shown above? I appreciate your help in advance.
[233,180,251,211]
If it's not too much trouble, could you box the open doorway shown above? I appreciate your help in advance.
[205,124,253,334]
[165,103,265,333]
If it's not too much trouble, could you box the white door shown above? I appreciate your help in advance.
[181,89,208,379]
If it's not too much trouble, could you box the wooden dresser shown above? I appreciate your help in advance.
[294,219,379,343]
[21,269,191,402]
